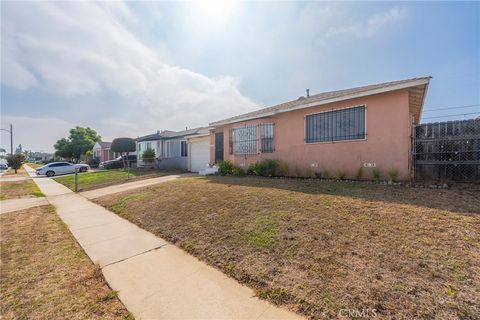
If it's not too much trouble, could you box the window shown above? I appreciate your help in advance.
[138,143,141,153]
[232,125,257,154]
[260,123,275,153]
[181,141,188,157]
[305,105,366,143]
[165,140,173,158]
[146,142,152,150]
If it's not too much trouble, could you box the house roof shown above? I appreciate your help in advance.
[136,127,205,142]
[210,77,431,126]
[93,141,111,149]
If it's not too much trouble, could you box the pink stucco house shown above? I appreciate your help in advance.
[92,141,118,162]
[209,77,431,181]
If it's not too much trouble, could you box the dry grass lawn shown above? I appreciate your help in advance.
[2,166,28,176]
[0,179,44,200]
[95,176,480,319]
[0,205,132,319]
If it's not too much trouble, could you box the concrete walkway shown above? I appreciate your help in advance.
[0,197,49,214]
[23,165,302,320]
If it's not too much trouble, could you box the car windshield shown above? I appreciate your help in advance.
[115,156,122,161]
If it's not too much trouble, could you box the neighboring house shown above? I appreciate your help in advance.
[209,77,431,181]
[92,141,117,162]
[136,127,206,170]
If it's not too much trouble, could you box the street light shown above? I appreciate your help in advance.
[0,124,13,155]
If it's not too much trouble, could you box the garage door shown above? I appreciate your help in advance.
[189,137,210,172]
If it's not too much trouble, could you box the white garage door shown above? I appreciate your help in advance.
[189,137,210,172]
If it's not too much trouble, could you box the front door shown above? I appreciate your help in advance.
[215,132,224,163]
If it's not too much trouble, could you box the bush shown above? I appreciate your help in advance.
[356,167,363,180]
[336,170,346,180]
[314,170,322,179]
[372,168,381,181]
[232,165,246,176]
[305,166,314,178]
[276,160,289,177]
[249,159,278,177]
[323,169,330,179]
[388,167,399,182]
[218,160,234,175]
[295,164,302,177]
[142,148,156,163]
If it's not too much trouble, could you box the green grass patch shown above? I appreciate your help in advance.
[54,168,181,192]
[26,163,43,169]
[248,216,279,250]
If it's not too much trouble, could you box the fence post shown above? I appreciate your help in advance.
[127,159,130,180]
[74,167,78,192]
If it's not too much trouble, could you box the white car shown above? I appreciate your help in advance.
[36,162,90,177]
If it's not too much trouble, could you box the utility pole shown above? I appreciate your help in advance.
[10,124,13,155]
[0,123,13,155]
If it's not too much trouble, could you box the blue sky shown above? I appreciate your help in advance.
[1,1,479,152]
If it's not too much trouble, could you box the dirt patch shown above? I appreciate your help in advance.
[0,205,132,319]
[2,166,28,177]
[95,176,480,319]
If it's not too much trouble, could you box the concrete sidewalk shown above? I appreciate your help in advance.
[0,197,49,214]
[23,165,302,319]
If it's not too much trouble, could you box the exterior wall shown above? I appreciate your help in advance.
[137,138,188,169]
[158,138,188,170]
[92,147,115,162]
[211,89,413,180]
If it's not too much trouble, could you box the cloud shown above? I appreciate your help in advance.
[1,1,257,149]
[1,116,77,153]
[325,6,407,39]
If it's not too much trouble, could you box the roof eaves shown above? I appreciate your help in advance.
[210,77,431,127]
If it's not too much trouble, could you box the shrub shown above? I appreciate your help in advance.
[314,170,322,179]
[337,170,346,180]
[232,165,246,176]
[323,169,330,179]
[295,164,302,177]
[388,167,399,182]
[251,159,278,177]
[276,160,289,177]
[305,166,314,178]
[372,168,381,181]
[356,167,363,180]
[142,148,156,163]
[247,163,257,175]
[218,160,234,175]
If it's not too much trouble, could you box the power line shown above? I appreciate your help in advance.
[422,111,480,120]
[423,104,480,112]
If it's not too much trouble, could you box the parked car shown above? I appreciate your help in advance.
[36,162,90,177]
[0,163,8,170]
[99,155,137,169]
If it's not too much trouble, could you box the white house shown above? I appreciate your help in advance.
[136,127,209,171]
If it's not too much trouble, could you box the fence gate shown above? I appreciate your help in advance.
[412,118,480,182]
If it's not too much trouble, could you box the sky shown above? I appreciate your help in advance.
[1,1,479,152]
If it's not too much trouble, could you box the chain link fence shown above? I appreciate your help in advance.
[413,118,480,182]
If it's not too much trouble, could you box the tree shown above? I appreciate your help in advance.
[6,154,26,174]
[54,127,101,161]
[111,138,136,170]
